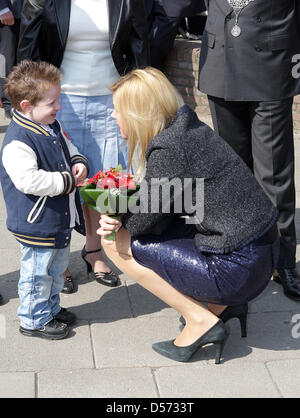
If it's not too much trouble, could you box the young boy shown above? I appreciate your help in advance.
[0,60,89,340]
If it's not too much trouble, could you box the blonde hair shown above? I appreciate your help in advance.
[110,67,184,169]
[5,60,62,111]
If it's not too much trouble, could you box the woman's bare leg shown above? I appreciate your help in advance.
[208,303,227,316]
[101,227,219,347]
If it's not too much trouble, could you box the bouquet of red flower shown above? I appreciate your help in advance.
[78,164,139,241]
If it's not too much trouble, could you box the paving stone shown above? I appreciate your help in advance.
[266,359,300,397]
[0,280,19,321]
[249,278,300,314]
[37,368,158,398]
[127,281,178,318]
[0,372,35,398]
[60,279,132,321]
[155,363,280,398]
[218,312,300,364]
[0,320,94,372]
[91,317,207,368]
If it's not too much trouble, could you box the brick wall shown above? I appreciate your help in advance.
[165,39,300,134]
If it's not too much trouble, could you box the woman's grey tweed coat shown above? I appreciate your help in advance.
[122,105,277,254]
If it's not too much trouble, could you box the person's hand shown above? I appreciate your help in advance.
[0,11,15,26]
[72,163,87,183]
[97,214,122,244]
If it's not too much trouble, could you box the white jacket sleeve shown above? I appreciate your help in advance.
[2,140,65,197]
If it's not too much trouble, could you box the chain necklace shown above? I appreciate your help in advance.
[227,0,255,37]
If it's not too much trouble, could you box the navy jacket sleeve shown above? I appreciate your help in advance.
[0,0,10,10]
[2,0,23,17]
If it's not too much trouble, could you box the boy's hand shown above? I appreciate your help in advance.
[72,163,88,184]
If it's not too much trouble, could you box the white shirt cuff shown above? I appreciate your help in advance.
[0,8,10,15]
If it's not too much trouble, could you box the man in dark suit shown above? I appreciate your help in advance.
[198,0,300,300]
[0,0,23,117]
[145,0,206,70]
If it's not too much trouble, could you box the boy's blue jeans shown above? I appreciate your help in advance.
[18,245,70,330]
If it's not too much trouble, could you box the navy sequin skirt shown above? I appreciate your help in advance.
[131,218,279,306]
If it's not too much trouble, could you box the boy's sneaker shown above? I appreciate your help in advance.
[19,319,69,340]
[54,307,76,325]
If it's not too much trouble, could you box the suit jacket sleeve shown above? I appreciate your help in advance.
[17,0,44,62]
[126,0,150,69]
[297,0,300,36]
[0,0,10,11]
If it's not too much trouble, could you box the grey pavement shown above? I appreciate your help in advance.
[0,108,300,399]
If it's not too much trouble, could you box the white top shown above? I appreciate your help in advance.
[60,0,119,96]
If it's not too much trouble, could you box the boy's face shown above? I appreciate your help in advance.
[30,84,61,125]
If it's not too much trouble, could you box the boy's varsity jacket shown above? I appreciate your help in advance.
[0,110,89,248]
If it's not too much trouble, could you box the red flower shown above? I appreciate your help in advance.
[97,177,117,189]
[77,166,137,190]
[118,175,136,189]
[77,166,140,241]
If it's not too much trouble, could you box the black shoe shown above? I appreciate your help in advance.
[219,304,248,337]
[179,303,248,338]
[0,293,3,305]
[273,269,300,301]
[81,245,120,287]
[152,320,228,364]
[62,274,75,294]
[19,319,69,340]
[54,308,76,325]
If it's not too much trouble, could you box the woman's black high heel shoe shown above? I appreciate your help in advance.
[180,304,248,338]
[152,320,228,364]
[81,246,120,287]
[219,304,248,338]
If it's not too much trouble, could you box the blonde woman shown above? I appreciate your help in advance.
[97,67,279,363]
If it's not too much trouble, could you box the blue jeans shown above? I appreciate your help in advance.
[18,245,70,330]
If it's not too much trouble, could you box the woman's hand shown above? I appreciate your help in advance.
[97,214,122,244]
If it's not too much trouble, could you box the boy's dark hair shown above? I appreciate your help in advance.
[5,60,62,111]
